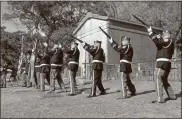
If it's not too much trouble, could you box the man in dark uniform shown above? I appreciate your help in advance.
[38,47,51,91]
[9,66,18,86]
[82,40,106,98]
[1,62,8,88]
[108,36,136,99]
[64,41,80,96]
[147,26,177,103]
[44,42,65,92]
[21,50,32,87]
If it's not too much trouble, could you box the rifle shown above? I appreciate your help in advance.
[99,27,111,39]
[132,14,149,27]
[132,14,161,34]
[70,35,84,43]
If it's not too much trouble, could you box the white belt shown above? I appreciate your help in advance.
[35,65,41,67]
[40,64,49,67]
[51,64,62,67]
[92,60,103,63]
[120,60,131,64]
[68,61,79,65]
[157,58,171,62]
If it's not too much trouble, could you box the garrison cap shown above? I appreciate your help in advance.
[71,41,79,46]
[94,40,102,44]
[162,30,171,34]
[121,36,130,42]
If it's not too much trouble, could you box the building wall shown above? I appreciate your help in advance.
[107,25,157,64]
[74,17,159,77]
[75,18,108,77]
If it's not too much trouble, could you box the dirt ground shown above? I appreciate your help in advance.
[1,79,181,118]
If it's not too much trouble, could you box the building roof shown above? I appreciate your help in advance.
[73,12,162,35]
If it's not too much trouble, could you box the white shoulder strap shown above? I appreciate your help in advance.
[163,39,172,48]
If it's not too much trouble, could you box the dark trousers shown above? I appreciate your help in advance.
[50,68,65,91]
[35,72,40,88]
[40,72,50,91]
[1,73,7,87]
[156,68,176,102]
[69,70,77,94]
[90,70,105,96]
[22,73,32,87]
[120,72,136,98]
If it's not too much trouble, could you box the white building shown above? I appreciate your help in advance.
[73,13,162,78]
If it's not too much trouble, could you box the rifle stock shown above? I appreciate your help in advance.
[70,35,83,43]
[99,27,111,39]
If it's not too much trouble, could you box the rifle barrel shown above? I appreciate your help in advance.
[132,14,149,27]
[70,35,83,43]
[99,27,111,39]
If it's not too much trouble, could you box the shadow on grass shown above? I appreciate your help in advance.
[136,90,155,96]
[176,91,182,98]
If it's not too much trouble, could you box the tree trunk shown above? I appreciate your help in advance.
[28,37,38,86]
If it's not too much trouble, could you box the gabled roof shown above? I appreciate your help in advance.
[73,12,162,35]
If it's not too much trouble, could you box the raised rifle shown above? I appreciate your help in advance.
[99,27,111,39]
[132,14,149,27]
[70,35,84,43]
[132,14,160,34]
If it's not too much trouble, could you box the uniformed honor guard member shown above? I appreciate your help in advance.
[22,50,32,87]
[39,45,51,91]
[147,26,177,103]
[45,43,65,92]
[64,41,80,96]
[35,56,41,89]
[109,36,136,99]
[0,62,8,88]
[82,40,106,98]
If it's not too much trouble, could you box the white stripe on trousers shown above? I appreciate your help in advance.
[69,70,73,93]
[92,71,95,95]
[121,72,125,97]
[157,68,161,102]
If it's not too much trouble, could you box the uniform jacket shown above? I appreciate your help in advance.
[38,53,50,73]
[111,41,133,73]
[48,48,63,69]
[64,47,80,72]
[149,32,174,60]
[35,57,41,73]
[83,44,105,71]
[149,32,174,72]
[111,41,133,62]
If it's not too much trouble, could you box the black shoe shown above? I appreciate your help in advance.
[130,92,136,96]
[67,93,76,96]
[166,97,177,100]
[87,94,96,98]
[99,91,107,95]
[151,100,165,103]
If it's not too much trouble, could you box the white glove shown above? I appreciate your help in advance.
[58,42,62,48]
[53,44,58,49]
[156,34,161,39]
[39,30,46,37]
[82,42,86,46]
[43,42,48,47]
[109,38,114,43]
[147,26,153,34]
